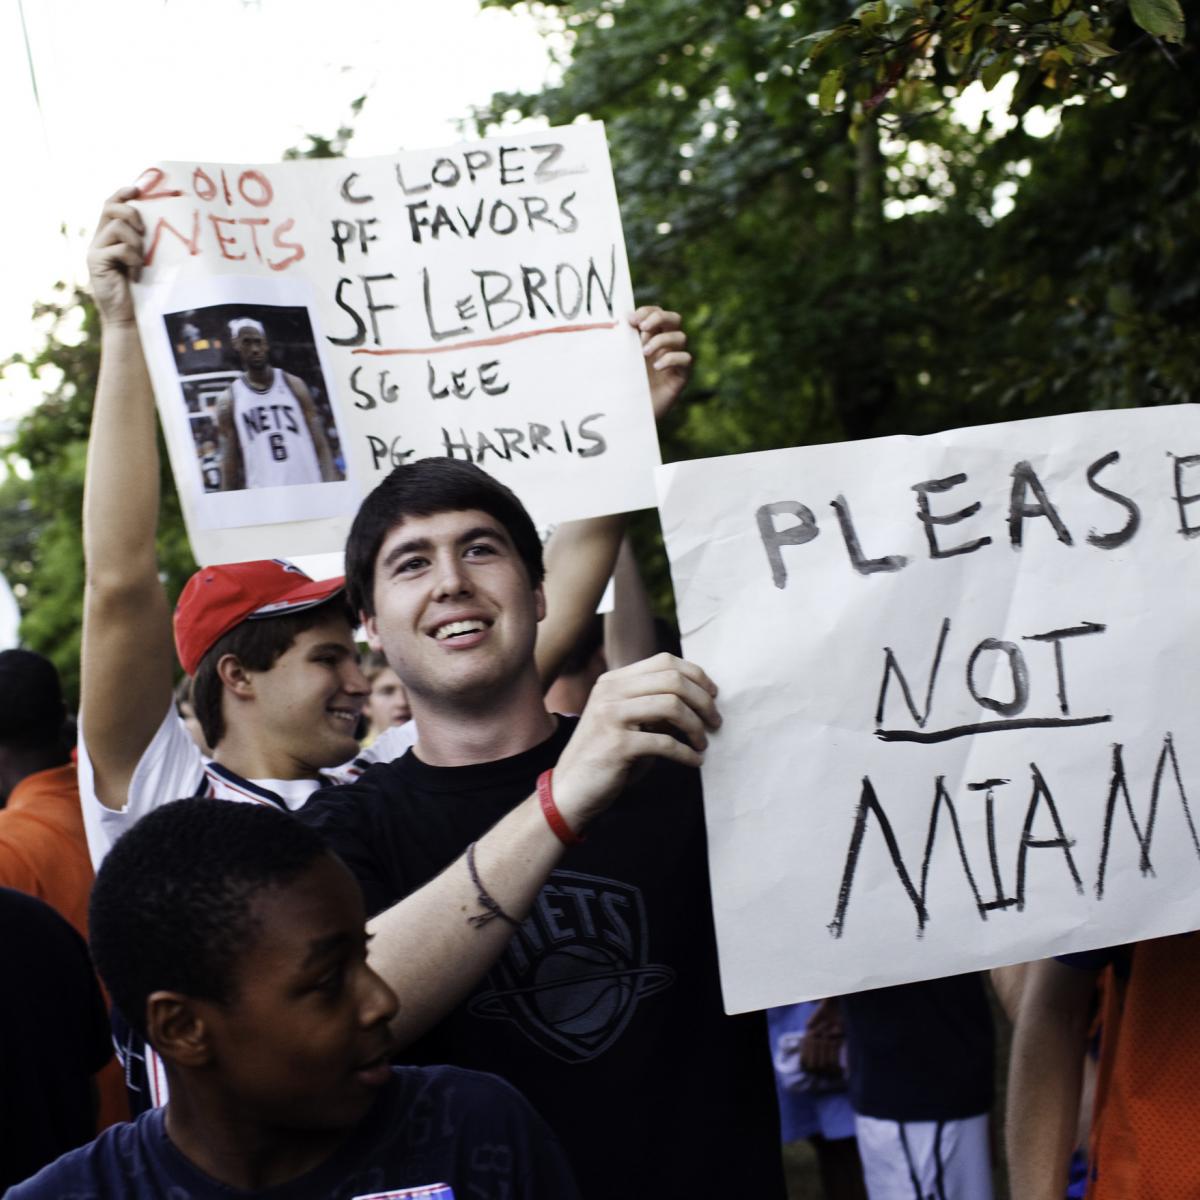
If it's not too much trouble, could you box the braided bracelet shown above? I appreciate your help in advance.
[465,841,523,930]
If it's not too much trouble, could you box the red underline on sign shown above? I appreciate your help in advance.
[350,320,620,356]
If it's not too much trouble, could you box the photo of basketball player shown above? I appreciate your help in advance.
[163,304,346,494]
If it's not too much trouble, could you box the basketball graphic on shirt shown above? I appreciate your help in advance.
[468,870,676,1063]
[531,945,634,1036]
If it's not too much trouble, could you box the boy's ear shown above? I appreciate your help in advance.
[534,583,546,624]
[216,653,254,697]
[146,992,215,1068]
[362,614,384,652]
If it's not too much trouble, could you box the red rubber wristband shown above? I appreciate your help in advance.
[537,768,585,846]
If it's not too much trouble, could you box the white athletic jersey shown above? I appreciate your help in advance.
[78,702,417,873]
[230,370,324,489]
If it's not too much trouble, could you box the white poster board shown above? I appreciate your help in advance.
[658,405,1200,1013]
[130,123,658,564]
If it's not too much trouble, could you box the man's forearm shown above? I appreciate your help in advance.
[604,535,657,669]
[537,513,626,687]
[368,792,564,1044]
[84,322,160,585]
[80,319,176,803]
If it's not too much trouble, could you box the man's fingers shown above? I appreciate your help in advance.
[89,221,145,284]
[641,329,688,359]
[613,693,709,751]
[603,652,718,699]
[650,350,693,374]
[623,729,705,769]
[92,214,144,260]
[95,199,144,239]
[95,216,144,253]
[628,306,682,336]
[97,241,143,273]
[599,672,721,736]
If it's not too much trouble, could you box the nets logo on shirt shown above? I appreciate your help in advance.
[467,869,676,1063]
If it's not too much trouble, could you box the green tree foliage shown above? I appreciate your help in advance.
[476,0,1196,444]
[2,287,194,703]
[476,0,1196,601]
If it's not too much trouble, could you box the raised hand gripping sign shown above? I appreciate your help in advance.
[130,124,658,564]
[658,405,1200,1013]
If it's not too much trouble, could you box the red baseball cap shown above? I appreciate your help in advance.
[173,559,346,676]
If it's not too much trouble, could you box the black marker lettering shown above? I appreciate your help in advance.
[1014,764,1083,909]
[875,617,950,729]
[1085,451,1141,550]
[831,496,908,576]
[1009,461,1074,547]
[340,172,373,204]
[966,639,1029,718]
[1022,622,1106,716]
[1171,454,1200,539]
[756,501,819,590]
[912,473,992,559]
[327,277,367,347]
[423,269,471,341]
[531,142,588,183]
[577,413,607,457]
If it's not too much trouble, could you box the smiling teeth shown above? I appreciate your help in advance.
[435,620,485,640]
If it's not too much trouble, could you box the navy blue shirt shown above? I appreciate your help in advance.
[1057,945,1132,977]
[840,973,994,1122]
[8,1065,579,1199]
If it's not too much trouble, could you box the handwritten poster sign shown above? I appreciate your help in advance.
[129,123,658,564]
[658,406,1200,1013]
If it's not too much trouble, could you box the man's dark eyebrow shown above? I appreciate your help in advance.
[382,525,509,569]
[381,536,434,569]
[456,525,509,548]
[308,641,353,656]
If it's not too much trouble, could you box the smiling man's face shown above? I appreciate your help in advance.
[362,509,544,710]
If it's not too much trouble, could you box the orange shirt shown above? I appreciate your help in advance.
[1087,936,1200,1200]
[0,763,93,937]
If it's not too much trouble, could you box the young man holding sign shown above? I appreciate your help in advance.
[297,459,786,1200]
[82,187,699,1112]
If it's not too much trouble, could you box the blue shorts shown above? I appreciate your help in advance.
[767,1002,857,1143]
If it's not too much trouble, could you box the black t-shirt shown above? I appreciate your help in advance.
[299,719,784,1200]
[0,887,112,1191]
[9,1065,578,1199]
[839,973,995,1122]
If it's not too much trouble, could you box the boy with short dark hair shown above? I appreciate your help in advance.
[10,798,580,1199]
